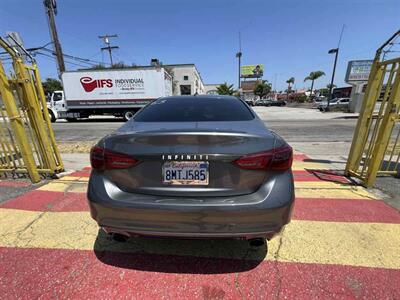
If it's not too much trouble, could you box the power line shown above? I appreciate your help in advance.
[40,47,105,65]
[25,46,108,67]
[34,51,92,68]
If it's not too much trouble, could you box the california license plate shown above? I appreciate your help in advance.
[162,161,209,185]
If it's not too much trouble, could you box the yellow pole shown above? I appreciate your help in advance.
[365,61,400,186]
[33,63,64,171]
[345,55,384,176]
[0,61,40,182]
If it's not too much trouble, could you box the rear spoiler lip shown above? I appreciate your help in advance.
[109,129,274,139]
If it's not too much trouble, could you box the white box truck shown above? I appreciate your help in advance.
[47,67,173,122]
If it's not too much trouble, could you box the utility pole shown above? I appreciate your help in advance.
[43,0,65,77]
[236,31,242,90]
[98,34,119,66]
[328,48,339,105]
[327,24,345,110]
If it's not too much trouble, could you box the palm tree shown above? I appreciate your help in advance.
[254,80,272,99]
[304,71,325,97]
[286,77,295,100]
[217,83,236,95]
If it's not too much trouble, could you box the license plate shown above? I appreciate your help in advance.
[162,161,209,185]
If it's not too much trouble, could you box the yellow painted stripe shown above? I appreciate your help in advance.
[0,208,398,269]
[39,180,377,199]
[295,181,356,189]
[267,220,400,269]
[292,161,329,171]
[295,188,377,199]
[59,176,89,182]
[38,181,87,193]
[295,182,378,199]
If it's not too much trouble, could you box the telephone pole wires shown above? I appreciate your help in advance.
[98,34,119,66]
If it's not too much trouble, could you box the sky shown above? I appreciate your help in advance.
[1,0,399,91]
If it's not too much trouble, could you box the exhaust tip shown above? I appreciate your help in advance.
[249,238,265,247]
[111,233,129,243]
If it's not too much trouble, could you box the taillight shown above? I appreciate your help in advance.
[90,146,138,170]
[233,145,293,171]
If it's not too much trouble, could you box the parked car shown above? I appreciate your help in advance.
[318,98,350,111]
[312,97,326,109]
[269,100,287,107]
[255,99,270,106]
[88,95,295,244]
[245,99,255,106]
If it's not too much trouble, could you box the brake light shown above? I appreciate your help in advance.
[90,146,138,170]
[234,145,293,171]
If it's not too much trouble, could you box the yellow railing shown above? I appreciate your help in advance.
[346,30,400,186]
[0,37,63,183]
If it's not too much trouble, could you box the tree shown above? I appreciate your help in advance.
[286,77,295,100]
[254,80,272,99]
[111,62,131,69]
[319,88,329,97]
[88,62,135,70]
[42,78,62,95]
[294,94,308,103]
[163,66,178,95]
[326,83,336,90]
[217,83,236,95]
[304,71,325,96]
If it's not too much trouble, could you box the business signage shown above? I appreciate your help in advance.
[62,69,170,108]
[241,64,264,78]
[345,60,373,82]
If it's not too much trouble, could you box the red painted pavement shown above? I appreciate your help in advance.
[0,190,88,212]
[294,198,400,223]
[293,170,350,183]
[0,247,399,299]
[69,168,92,177]
[0,180,31,187]
[2,190,400,224]
[292,154,309,161]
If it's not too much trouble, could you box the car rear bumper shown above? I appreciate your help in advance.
[87,170,295,239]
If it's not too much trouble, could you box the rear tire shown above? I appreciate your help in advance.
[123,110,135,122]
[111,233,129,242]
[48,110,56,123]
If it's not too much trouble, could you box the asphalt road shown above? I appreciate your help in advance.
[52,118,358,143]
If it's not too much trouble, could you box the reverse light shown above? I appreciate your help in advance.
[234,145,293,171]
[90,146,138,170]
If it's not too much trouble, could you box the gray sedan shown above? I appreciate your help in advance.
[87,95,294,244]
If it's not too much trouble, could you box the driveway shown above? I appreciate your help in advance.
[1,153,399,298]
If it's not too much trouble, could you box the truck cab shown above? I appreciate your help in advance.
[47,90,84,122]
[47,90,66,122]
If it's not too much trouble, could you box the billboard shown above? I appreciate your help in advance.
[241,64,264,78]
[62,69,171,108]
[345,60,373,82]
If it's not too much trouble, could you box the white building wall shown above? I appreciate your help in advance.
[167,65,205,95]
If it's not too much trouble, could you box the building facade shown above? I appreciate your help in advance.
[240,80,259,101]
[204,84,222,95]
[164,64,205,95]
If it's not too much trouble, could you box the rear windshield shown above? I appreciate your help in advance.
[134,97,255,122]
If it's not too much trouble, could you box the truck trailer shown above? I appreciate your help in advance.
[47,67,173,122]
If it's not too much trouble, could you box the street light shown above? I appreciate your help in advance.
[236,51,242,90]
[327,48,339,110]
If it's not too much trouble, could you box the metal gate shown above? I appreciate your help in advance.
[0,36,63,183]
[346,30,400,187]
